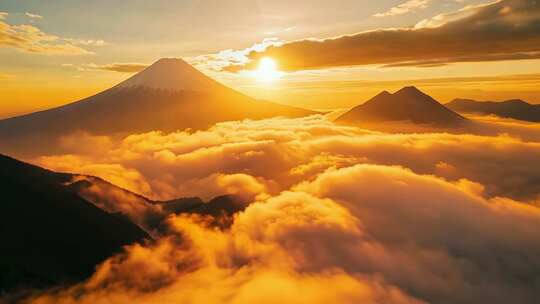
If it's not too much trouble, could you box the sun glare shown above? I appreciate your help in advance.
[255,57,282,81]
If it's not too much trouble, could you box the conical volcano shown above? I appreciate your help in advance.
[337,86,466,126]
[115,58,227,92]
[0,58,316,157]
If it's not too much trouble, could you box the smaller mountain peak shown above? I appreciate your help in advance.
[395,86,424,95]
[362,90,394,106]
[377,90,392,97]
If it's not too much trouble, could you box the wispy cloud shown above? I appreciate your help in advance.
[0,12,105,55]
[189,38,284,72]
[62,62,148,73]
[373,0,430,17]
[223,0,540,71]
[25,12,43,19]
[65,38,107,47]
[0,14,93,55]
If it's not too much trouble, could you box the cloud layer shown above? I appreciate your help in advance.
[13,113,540,303]
[34,115,540,202]
[24,165,540,303]
[225,0,540,71]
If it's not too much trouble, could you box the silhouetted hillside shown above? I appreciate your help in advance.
[0,155,150,294]
[67,175,250,232]
[446,98,540,122]
[337,86,466,126]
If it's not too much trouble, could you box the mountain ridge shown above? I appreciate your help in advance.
[0,154,150,294]
[446,98,540,122]
[337,86,466,126]
[0,153,253,295]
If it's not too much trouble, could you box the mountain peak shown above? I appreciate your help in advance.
[155,57,187,63]
[151,57,191,68]
[337,85,466,126]
[395,86,424,96]
[376,90,392,97]
[116,57,224,92]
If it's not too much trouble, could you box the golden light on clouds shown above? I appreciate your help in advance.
[23,114,540,304]
[254,57,282,82]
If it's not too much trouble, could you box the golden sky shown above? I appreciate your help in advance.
[1,0,540,118]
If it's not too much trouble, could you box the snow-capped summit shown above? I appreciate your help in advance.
[116,58,225,92]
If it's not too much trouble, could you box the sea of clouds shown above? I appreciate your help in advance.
[25,114,540,304]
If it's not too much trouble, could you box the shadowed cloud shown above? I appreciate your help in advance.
[225,0,540,71]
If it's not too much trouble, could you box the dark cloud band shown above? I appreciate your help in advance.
[227,0,540,71]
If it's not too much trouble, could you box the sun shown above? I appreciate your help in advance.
[255,57,282,82]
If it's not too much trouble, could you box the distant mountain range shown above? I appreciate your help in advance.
[0,154,249,294]
[446,98,540,122]
[0,58,317,157]
[337,86,466,126]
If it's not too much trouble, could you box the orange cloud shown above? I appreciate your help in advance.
[0,15,91,55]
[24,164,540,303]
[224,0,540,71]
[32,115,540,203]
[373,0,430,17]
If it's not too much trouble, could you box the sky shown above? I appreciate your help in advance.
[1,0,540,118]
[4,2,540,303]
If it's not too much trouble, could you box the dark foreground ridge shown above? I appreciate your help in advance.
[0,154,150,294]
[0,154,250,296]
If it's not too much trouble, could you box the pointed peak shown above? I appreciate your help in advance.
[370,90,392,100]
[362,90,393,106]
[395,86,424,95]
[116,57,224,92]
[376,90,392,97]
[151,57,190,66]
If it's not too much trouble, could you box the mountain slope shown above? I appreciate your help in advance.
[0,154,150,293]
[0,58,317,157]
[337,86,466,126]
[69,175,250,232]
[446,98,540,122]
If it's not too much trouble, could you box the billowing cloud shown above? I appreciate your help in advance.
[32,114,540,203]
[224,0,540,71]
[22,163,540,303]
[7,111,539,303]
[0,14,96,55]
